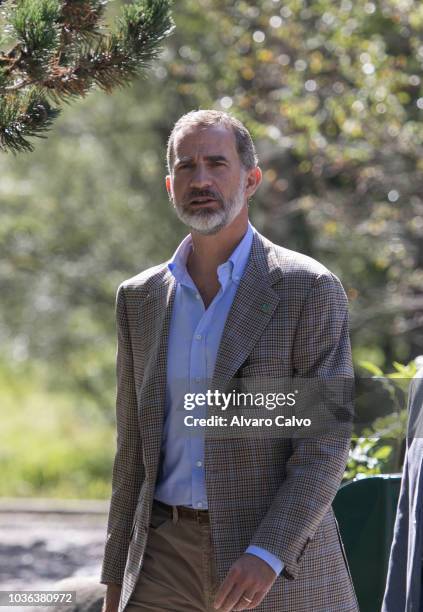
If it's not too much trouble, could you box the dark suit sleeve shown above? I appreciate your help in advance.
[100,284,145,584]
[381,455,409,611]
[381,375,422,611]
[249,272,353,580]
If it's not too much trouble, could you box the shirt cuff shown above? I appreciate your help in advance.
[245,545,284,576]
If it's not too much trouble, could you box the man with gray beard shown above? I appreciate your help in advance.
[101,110,358,612]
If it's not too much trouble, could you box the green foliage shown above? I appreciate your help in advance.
[0,88,60,152]
[345,359,418,481]
[359,358,418,411]
[9,0,61,56]
[0,0,174,152]
[0,80,177,405]
[0,360,114,498]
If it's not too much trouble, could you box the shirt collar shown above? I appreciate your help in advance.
[167,221,254,288]
[167,233,193,286]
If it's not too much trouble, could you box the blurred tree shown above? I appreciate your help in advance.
[162,0,423,367]
[346,359,418,479]
[0,0,174,152]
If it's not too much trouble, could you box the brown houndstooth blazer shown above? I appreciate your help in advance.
[100,229,359,612]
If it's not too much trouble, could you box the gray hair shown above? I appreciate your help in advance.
[166,109,258,173]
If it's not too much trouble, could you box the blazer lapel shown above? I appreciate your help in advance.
[211,231,281,393]
[137,269,176,473]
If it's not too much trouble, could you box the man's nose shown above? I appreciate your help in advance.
[190,165,212,189]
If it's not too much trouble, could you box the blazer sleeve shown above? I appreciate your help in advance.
[248,271,354,580]
[100,283,145,584]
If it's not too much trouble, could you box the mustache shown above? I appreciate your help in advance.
[186,189,221,202]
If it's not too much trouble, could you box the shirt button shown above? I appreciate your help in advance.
[197,501,203,508]
[196,460,202,467]
[195,377,201,383]
[195,334,202,340]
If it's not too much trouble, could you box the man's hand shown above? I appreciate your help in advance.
[213,553,277,611]
[101,583,122,612]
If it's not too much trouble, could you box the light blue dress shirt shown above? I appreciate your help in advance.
[154,222,283,576]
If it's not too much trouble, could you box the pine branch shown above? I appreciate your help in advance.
[0,0,174,153]
[41,0,175,99]
[0,89,60,153]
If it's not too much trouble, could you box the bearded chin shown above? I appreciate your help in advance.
[172,188,245,234]
[177,207,228,235]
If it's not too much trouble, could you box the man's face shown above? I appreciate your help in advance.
[166,125,249,235]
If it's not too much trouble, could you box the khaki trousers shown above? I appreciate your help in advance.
[125,501,220,611]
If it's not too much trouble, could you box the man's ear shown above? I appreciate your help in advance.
[245,166,262,199]
[165,175,171,196]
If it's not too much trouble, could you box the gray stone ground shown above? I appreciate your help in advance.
[0,508,108,611]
